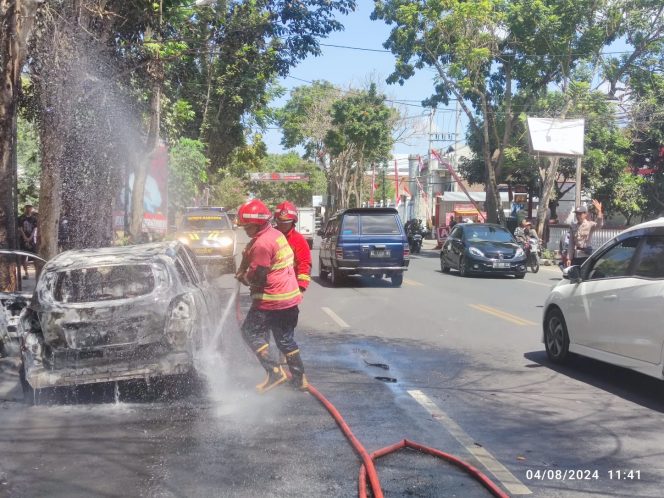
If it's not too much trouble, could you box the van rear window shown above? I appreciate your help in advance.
[361,215,401,235]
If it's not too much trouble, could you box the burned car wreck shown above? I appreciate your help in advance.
[0,250,46,357]
[19,242,223,395]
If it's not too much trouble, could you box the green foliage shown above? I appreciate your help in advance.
[210,175,247,211]
[611,173,646,223]
[17,117,41,208]
[168,138,209,217]
[325,83,397,165]
[278,80,341,158]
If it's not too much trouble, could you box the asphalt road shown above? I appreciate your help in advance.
[1,238,663,497]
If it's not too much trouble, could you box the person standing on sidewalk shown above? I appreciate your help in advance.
[235,199,308,393]
[566,200,604,267]
[273,201,312,293]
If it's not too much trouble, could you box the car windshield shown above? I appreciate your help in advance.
[463,226,514,243]
[183,215,230,230]
[53,265,155,303]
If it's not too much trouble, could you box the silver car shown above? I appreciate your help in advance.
[19,241,224,397]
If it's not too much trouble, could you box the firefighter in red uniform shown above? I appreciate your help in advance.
[235,199,308,392]
[273,201,312,293]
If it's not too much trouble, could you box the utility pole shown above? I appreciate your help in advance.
[575,156,582,208]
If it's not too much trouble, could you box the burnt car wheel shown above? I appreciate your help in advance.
[544,308,570,363]
[19,363,50,405]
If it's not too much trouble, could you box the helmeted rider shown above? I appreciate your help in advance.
[273,201,312,293]
[235,199,307,392]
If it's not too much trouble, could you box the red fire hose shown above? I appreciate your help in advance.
[233,287,509,497]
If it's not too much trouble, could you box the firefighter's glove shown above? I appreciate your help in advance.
[299,286,306,293]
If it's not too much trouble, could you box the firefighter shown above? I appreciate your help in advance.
[273,201,312,293]
[235,199,308,393]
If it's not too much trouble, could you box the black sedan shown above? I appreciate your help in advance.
[440,223,527,278]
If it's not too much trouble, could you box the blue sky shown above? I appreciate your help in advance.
[263,0,463,158]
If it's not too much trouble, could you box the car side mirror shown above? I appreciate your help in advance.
[563,265,582,283]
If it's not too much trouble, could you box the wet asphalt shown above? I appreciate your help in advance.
[1,238,664,497]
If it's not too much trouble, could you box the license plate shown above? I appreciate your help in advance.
[493,262,510,269]
[370,250,389,258]
[195,248,214,255]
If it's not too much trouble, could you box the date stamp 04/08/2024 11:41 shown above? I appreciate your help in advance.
[525,469,642,481]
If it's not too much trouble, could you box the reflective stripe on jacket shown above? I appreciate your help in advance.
[284,227,312,290]
[246,224,302,310]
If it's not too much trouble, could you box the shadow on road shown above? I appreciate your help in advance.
[524,350,664,412]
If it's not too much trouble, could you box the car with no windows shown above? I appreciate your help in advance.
[18,241,224,399]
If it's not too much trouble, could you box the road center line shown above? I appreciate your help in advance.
[321,307,350,329]
[408,389,532,495]
[469,304,537,326]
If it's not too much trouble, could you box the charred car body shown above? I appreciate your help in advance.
[0,250,46,357]
[176,207,237,275]
[19,242,222,393]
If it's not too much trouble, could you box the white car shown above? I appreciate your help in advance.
[542,217,664,379]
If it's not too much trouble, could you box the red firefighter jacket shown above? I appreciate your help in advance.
[244,224,302,310]
[284,227,312,291]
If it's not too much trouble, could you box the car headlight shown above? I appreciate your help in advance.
[217,236,233,247]
[468,247,484,257]
[178,236,190,245]
[515,247,525,258]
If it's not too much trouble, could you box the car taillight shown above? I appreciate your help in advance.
[165,294,195,348]
[404,243,410,258]
[335,247,343,260]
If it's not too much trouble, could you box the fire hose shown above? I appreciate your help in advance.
[232,284,509,498]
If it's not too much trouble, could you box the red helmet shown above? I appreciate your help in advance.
[274,201,298,222]
[237,199,272,226]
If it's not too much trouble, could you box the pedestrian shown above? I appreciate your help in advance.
[273,201,312,293]
[235,199,307,393]
[17,204,38,279]
[449,216,457,229]
[566,200,604,267]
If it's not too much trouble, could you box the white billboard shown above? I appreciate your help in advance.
[527,118,585,157]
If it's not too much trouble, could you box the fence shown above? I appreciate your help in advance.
[546,226,625,252]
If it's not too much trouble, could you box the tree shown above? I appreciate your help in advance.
[0,0,40,290]
[17,115,41,207]
[325,84,397,209]
[168,138,209,222]
[372,0,626,224]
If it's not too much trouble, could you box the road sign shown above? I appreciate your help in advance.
[249,172,309,182]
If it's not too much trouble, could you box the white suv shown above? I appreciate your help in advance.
[542,217,664,379]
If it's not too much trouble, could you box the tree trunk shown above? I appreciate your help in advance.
[0,0,38,289]
[130,83,160,243]
[536,157,559,238]
[37,121,65,260]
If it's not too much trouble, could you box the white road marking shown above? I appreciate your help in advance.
[321,307,350,329]
[408,389,532,495]
[403,278,423,286]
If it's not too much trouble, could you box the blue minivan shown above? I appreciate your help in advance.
[318,208,410,287]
